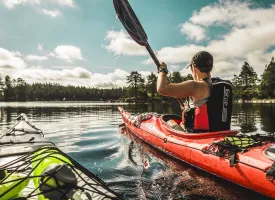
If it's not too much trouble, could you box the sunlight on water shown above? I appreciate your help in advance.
[0,102,274,200]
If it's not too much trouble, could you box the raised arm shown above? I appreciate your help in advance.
[157,62,196,98]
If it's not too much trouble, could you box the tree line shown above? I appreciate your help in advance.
[0,76,128,101]
[0,72,192,102]
[0,57,274,102]
[232,57,275,100]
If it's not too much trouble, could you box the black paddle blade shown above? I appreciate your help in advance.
[113,0,148,46]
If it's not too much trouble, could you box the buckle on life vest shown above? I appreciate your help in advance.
[266,162,275,181]
[163,138,167,143]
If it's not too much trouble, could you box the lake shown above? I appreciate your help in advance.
[0,101,274,200]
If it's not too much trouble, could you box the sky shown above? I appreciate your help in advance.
[0,0,275,88]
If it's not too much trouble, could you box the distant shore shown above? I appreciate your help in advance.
[236,99,275,103]
[1,99,275,104]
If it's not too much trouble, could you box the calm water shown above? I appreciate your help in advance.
[0,101,275,200]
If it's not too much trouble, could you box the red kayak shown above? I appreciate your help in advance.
[118,107,275,199]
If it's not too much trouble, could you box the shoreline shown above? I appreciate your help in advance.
[1,99,275,104]
[235,99,275,103]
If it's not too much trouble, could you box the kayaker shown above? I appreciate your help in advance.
[157,51,233,132]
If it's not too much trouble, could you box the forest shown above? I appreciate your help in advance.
[0,57,274,102]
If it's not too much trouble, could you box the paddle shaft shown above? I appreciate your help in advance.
[145,45,160,68]
[113,0,184,110]
[145,44,184,110]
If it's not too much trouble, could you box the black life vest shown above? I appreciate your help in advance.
[183,77,233,132]
[207,77,233,131]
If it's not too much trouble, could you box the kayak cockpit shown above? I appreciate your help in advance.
[160,114,238,139]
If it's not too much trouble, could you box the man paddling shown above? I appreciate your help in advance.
[157,51,233,133]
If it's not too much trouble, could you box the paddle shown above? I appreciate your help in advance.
[113,0,184,110]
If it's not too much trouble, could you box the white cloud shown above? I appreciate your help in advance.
[179,60,241,78]
[170,65,180,71]
[180,22,206,41]
[207,24,275,61]
[190,1,275,28]
[212,60,241,77]
[245,50,274,75]
[144,1,275,79]
[11,50,22,57]
[7,67,132,88]
[0,48,26,69]
[139,71,151,80]
[50,45,84,63]
[2,0,75,9]
[49,0,75,7]
[143,44,204,65]
[104,30,147,56]
[91,69,130,88]
[109,68,129,80]
[26,55,48,61]
[3,65,155,88]
[41,9,62,18]
[12,67,91,83]
[2,0,39,9]
[37,44,43,51]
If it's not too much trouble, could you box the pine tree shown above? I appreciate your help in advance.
[0,75,4,100]
[4,75,13,101]
[15,78,27,101]
[232,62,259,100]
[126,71,144,99]
[261,57,275,98]
[238,62,258,88]
[147,72,157,101]
[182,74,193,81]
[171,71,183,83]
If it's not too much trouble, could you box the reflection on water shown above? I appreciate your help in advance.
[0,101,274,200]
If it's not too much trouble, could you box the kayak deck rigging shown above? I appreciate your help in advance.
[0,113,121,200]
[0,147,120,200]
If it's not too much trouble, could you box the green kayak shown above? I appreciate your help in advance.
[0,114,121,200]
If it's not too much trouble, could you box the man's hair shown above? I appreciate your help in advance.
[191,51,213,73]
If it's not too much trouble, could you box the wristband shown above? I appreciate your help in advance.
[159,67,168,74]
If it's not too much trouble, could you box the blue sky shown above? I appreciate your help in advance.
[0,0,275,87]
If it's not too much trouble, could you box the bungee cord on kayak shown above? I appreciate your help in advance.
[0,146,121,200]
[0,114,121,200]
[206,133,275,167]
